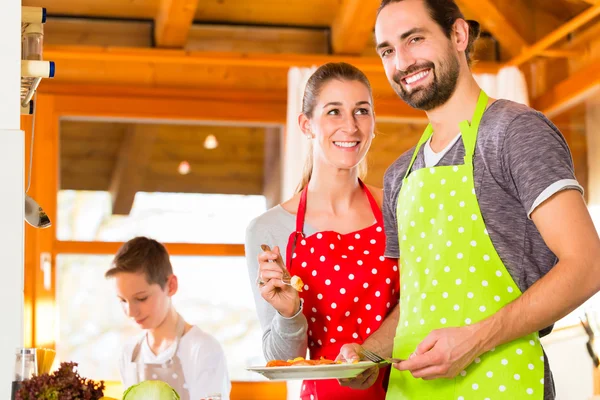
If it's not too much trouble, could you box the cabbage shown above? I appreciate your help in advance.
[122,380,180,400]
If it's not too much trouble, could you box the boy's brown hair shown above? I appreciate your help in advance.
[105,236,173,288]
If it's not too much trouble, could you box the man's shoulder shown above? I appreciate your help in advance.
[478,99,566,160]
[480,100,553,138]
[384,146,416,189]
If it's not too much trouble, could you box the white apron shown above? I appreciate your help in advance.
[124,314,190,400]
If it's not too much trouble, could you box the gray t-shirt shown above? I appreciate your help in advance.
[245,205,318,361]
[383,99,583,400]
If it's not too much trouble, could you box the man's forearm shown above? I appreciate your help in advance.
[476,257,600,353]
[363,304,400,357]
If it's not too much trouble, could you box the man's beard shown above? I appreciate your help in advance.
[391,51,460,111]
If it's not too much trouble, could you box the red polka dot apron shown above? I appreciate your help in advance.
[286,180,400,400]
[386,91,544,399]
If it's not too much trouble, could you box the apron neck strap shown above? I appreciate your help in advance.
[295,178,381,232]
[403,89,489,179]
[131,313,186,363]
[459,90,488,164]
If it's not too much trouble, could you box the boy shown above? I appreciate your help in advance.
[106,236,231,400]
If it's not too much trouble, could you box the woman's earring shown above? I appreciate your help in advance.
[372,133,376,138]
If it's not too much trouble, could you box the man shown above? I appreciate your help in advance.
[337,0,600,399]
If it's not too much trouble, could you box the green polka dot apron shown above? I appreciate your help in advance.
[386,91,544,400]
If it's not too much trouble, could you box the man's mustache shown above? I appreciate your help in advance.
[393,62,435,85]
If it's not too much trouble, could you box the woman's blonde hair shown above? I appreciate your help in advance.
[296,62,373,193]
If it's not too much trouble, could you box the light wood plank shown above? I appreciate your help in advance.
[186,24,328,54]
[533,58,600,117]
[43,45,501,75]
[457,0,529,58]
[508,4,600,66]
[55,240,245,256]
[44,18,152,47]
[39,83,428,123]
[22,0,159,19]
[331,0,380,55]
[194,0,340,27]
[154,0,199,47]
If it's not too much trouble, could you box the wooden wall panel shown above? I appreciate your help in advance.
[194,0,340,27]
[23,0,159,19]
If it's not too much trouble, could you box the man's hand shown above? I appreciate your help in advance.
[394,325,484,380]
[336,343,379,390]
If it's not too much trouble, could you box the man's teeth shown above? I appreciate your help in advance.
[334,141,358,148]
[405,70,430,85]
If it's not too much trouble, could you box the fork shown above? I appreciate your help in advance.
[360,348,404,364]
[259,244,295,286]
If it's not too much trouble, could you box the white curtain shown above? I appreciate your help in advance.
[282,66,316,400]
[281,66,317,202]
[474,65,530,106]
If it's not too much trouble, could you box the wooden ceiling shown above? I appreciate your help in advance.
[29,0,600,213]
[58,119,426,214]
[60,121,269,214]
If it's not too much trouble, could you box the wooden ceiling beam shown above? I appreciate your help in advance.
[44,45,501,74]
[331,0,380,55]
[154,0,199,48]
[507,4,600,66]
[109,125,157,215]
[457,0,529,58]
[532,58,600,118]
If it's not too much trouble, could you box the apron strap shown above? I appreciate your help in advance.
[360,179,384,225]
[402,90,489,176]
[296,185,309,235]
[286,186,309,270]
[294,179,382,231]
[459,90,488,165]
[288,178,382,267]
[131,313,186,371]
[403,124,433,180]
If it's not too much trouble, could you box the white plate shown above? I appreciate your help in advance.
[247,361,376,381]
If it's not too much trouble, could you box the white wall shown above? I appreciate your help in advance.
[0,0,25,398]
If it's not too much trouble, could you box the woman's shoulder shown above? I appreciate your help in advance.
[246,194,301,234]
[246,205,289,233]
[279,192,301,215]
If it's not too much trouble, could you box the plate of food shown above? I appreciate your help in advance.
[247,357,376,381]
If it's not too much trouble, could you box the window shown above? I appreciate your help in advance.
[56,254,265,381]
[57,191,266,244]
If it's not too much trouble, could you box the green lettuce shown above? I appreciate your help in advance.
[122,380,180,400]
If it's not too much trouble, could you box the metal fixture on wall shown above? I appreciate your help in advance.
[22,7,54,228]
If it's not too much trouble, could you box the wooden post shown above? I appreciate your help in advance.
[586,97,600,206]
[263,127,282,209]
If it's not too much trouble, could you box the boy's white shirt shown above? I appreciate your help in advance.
[119,325,231,400]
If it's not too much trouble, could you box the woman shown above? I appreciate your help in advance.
[245,62,400,399]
